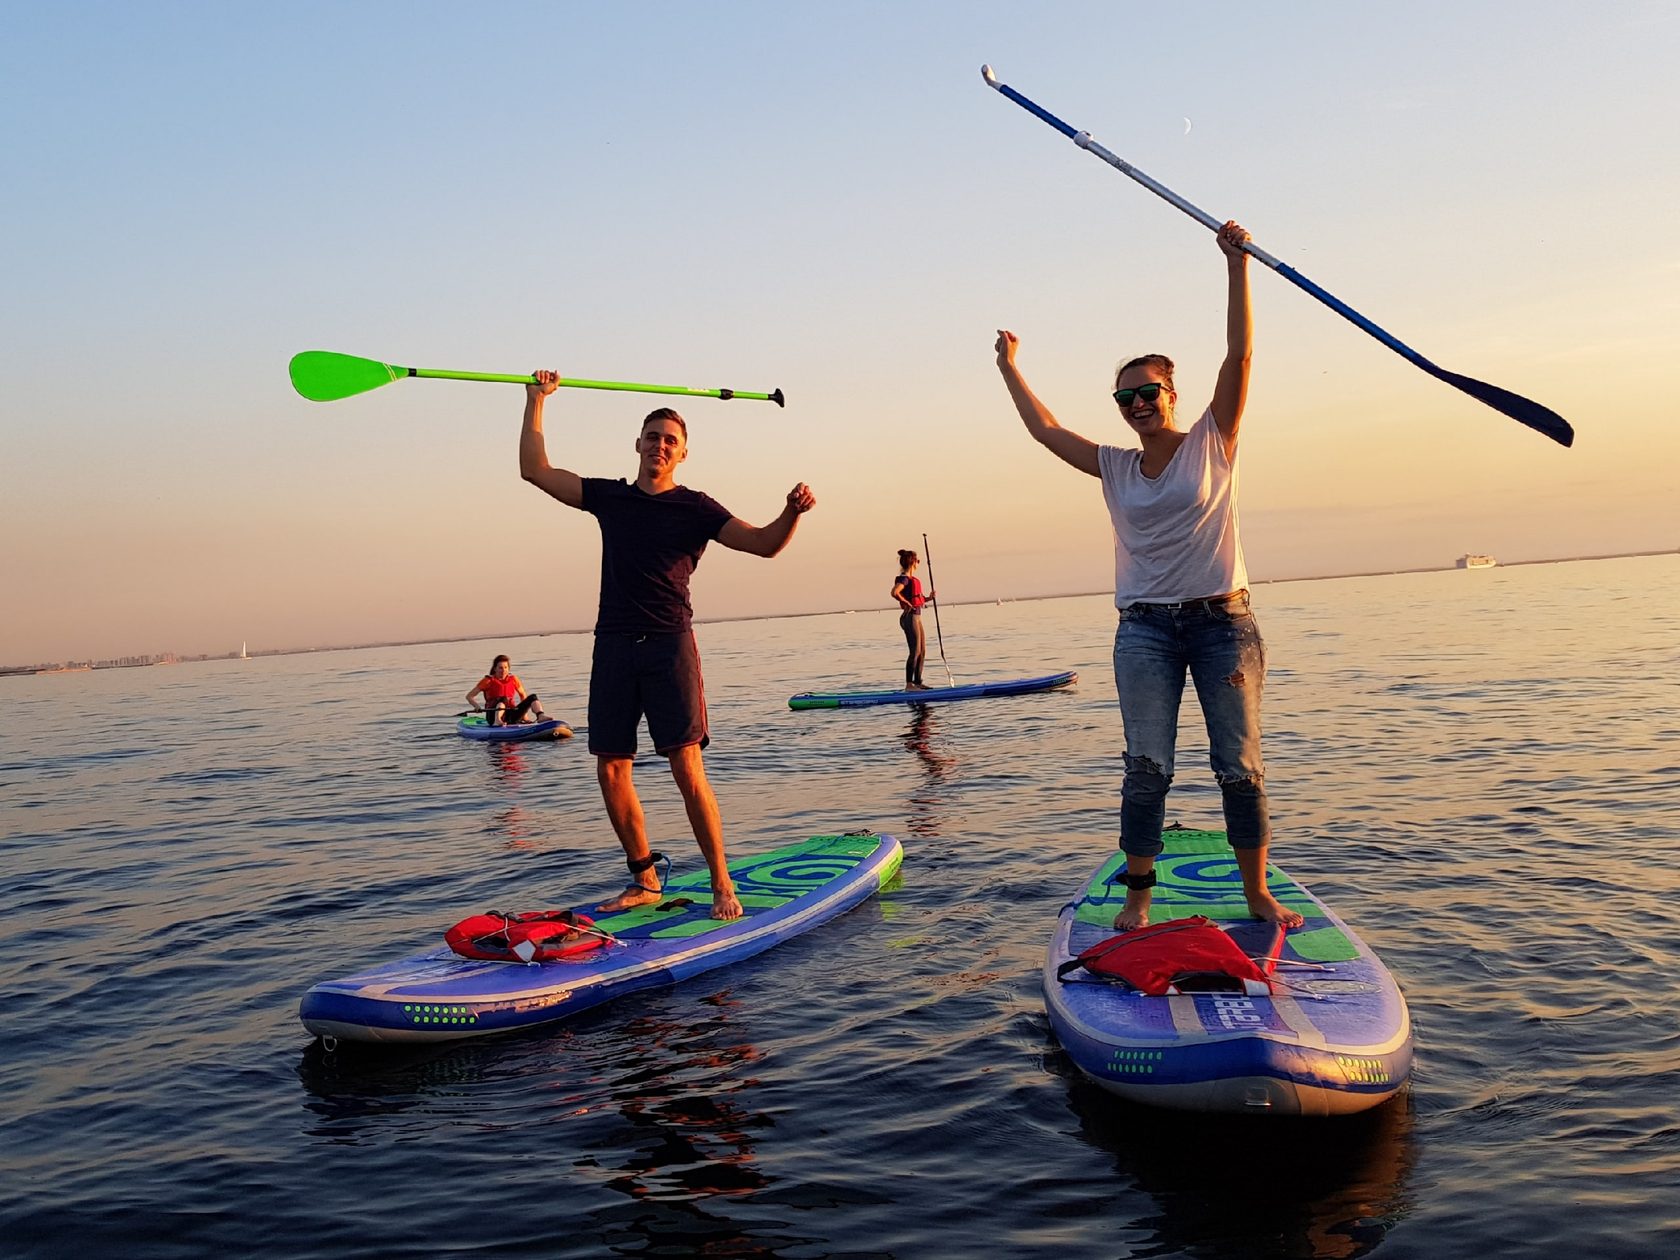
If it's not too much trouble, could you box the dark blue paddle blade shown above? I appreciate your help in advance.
[1422,365,1574,447]
[1275,263,1575,447]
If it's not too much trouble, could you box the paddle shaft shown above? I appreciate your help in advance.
[922,532,954,686]
[414,367,782,405]
[979,66,1574,447]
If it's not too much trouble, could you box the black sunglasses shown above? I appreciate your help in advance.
[1113,383,1167,406]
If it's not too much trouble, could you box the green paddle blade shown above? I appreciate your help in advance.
[288,351,410,402]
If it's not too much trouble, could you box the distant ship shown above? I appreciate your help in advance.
[1457,554,1497,569]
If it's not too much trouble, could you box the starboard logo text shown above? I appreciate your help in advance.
[1211,996,1266,1031]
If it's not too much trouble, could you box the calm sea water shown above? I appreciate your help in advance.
[3,554,1678,1259]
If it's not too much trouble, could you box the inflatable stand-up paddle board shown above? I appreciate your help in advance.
[789,669,1076,710]
[1045,827,1411,1115]
[300,831,902,1044]
[456,714,572,741]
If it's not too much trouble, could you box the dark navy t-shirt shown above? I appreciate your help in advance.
[580,478,733,634]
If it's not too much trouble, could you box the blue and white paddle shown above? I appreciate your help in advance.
[980,65,1574,448]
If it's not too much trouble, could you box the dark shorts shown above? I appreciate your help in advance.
[588,631,709,758]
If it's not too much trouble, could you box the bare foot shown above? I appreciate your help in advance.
[711,887,744,920]
[597,881,661,913]
[1113,890,1152,932]
[1247,892,1305,928]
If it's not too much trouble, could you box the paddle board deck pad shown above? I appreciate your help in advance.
[1045,827,1411,1115]
[789,669,1076,710]
[300,832,902,1044]
[456,715,571,741]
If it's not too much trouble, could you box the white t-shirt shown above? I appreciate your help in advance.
[1096,406,1248,608]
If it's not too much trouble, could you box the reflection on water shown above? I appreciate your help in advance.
[297,988,805,1255]
[900,704,959,838]
[484,744,536,846]
[589,1003,770,1205]
[1061,1066,1417,1259]
[485,743,530,784]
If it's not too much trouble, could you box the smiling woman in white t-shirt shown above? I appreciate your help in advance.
[994,220,1303,935]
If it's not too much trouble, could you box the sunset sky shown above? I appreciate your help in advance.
[4,1,1676,664]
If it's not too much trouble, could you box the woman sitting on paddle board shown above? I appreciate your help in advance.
[890,549,936,690]
[466,655,549,726]
[995,220,1303,934]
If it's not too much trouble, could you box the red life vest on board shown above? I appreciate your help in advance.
[1056,916,1274,996]
[445,910,608,963]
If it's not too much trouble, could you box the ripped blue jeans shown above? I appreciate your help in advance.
[1113,590,1268,857]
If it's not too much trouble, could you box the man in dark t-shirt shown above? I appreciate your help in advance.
[519,368,816,920]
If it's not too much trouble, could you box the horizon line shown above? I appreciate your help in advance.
[5,547,1674,674]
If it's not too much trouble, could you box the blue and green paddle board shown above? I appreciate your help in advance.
[789,669,1076,709]
[300,831,902,1044]
[1045,827,1412,1115]
[456,714,571,742]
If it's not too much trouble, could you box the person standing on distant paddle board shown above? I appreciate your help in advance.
[519,370,816,920]
[890,549,936,690]
[465,654,549,726]
[995,221,1303,934]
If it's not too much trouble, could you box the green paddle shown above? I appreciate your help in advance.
[288,350,785,407]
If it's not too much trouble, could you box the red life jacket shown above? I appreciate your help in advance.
[445,910,608,963]
[1057,916,1273,996]
[478,673,523,705]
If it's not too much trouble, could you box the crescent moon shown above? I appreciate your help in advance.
[1183,117,1193,136]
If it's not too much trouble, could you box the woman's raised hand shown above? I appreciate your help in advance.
[995,329,1019,369]
[1216,221,1251,260]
